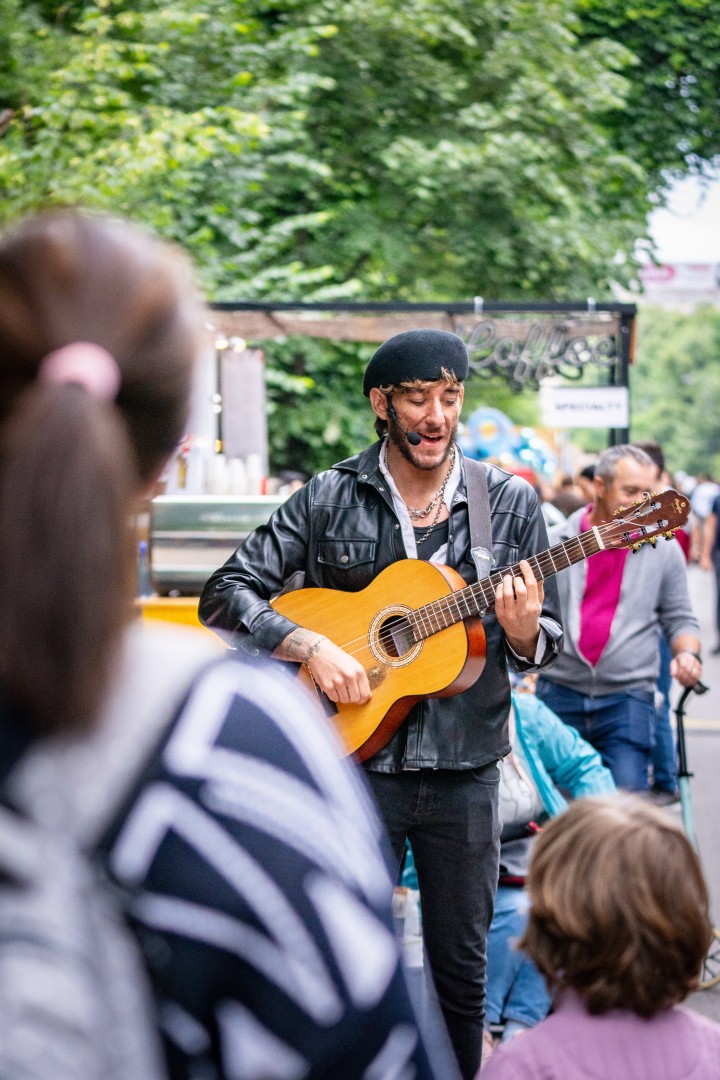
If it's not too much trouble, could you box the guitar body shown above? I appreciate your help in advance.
[272,559,486,760]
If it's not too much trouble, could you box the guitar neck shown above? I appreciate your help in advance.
[410,527,605,640]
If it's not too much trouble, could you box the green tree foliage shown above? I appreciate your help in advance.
[1,1,717,472]
[576,0,720,183]
[630,304,720,476]
[264,338,374,474]
[251,0,646,303]
[0,0,652,300]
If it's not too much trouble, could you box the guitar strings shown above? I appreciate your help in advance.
[405,506,668,643]
[326,509,665,661]
[401,517,651,645]
[330,516,639,660]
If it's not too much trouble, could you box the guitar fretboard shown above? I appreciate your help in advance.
[408,527,605,640]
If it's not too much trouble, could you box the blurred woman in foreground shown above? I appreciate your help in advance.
[0,209,447,1080]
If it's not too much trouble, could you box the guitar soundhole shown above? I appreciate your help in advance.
[381,614,415,658]
[369,606,423,668]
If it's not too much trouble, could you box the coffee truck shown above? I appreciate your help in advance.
[139,336,288,632]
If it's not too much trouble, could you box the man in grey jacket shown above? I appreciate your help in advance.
[536,443,702,793]
[200,328,563,1079]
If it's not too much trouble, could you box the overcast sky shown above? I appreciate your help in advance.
[648,173,720,264]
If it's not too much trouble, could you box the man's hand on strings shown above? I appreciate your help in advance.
[494,559,544,662]
[274,628,371,704]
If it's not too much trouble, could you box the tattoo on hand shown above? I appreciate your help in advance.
[303,636,324,662]
[277,629,326,663]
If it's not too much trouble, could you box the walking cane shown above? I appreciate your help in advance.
[673,679,720,990]
[674,679,708,850]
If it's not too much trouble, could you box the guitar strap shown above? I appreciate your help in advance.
[464,457,493,587]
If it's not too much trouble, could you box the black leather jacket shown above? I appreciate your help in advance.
[199,443,563,771]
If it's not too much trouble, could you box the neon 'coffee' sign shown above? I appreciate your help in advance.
[459,319,619,391]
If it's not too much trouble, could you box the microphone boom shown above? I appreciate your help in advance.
[387,402,421,445]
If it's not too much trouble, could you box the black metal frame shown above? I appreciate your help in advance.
[209,299,637,446]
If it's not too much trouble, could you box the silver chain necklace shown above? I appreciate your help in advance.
[385,442,456,544]
[406,486,446,521]
[414,496,448,546]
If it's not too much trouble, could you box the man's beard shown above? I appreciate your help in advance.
[387,417,459,470]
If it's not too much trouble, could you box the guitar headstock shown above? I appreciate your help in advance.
[601,489,690,551]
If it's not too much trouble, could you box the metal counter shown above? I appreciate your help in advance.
[149,494,285,595]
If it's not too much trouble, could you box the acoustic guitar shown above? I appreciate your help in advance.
[272,489,690,760]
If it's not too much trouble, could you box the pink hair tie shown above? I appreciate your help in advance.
[38,342,122,402]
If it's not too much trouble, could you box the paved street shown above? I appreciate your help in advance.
[676,563,720,1020]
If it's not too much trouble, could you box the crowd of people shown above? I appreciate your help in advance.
[0,205,717,1080]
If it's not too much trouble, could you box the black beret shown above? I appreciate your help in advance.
[363,328,469,396]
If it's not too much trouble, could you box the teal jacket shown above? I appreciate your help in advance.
[510,691,615,819]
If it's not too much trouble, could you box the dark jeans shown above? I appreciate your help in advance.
[365,765,501,1080]
[536,679,655,791]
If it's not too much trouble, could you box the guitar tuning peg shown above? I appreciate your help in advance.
[617,505,626,514]
[649,537,657,547]
[664,531,675,541]
[631,542,643,553]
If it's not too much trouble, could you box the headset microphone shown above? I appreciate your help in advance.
[387,401,422,446]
